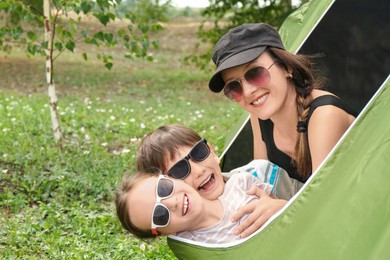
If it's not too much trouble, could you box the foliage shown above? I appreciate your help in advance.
[0,0,162,68]
[185,0,302,71]
[118,0,172,23]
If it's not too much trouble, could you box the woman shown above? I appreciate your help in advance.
[209,23,356,182]
[208,23,356,229]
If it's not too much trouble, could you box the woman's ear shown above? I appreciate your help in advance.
[208,143,220,164]
[285,67,293,78]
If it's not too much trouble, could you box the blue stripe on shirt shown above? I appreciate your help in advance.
[269,164,279,194]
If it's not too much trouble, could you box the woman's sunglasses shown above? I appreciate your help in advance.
[151,175,175,236]
[223,61,277,102]
[167,138,210,180]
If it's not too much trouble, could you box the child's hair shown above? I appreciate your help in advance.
[115,172,155,239]
[136,124,202,173]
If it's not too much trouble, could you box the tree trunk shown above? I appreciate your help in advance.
[44,0,62,142]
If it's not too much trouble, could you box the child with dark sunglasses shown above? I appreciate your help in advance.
[135,124,293,238]
[115,159,281,243]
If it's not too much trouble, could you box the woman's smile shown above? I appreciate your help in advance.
[251,93,269,106]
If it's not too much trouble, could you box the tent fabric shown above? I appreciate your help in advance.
[279,0,334,54]
[168,74,390,259]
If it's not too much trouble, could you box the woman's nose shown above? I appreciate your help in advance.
[241,80,257,97]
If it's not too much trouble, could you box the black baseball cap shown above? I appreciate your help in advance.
[209,23,285,93]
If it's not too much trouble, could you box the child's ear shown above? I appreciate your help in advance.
[208,144,220,164]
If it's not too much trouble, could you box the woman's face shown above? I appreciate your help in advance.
[127,176,207,236]
[164,143,225,201]
[221,52,295,120]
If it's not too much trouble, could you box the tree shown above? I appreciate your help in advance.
[185,0,302,70]
[118,0,172,23]
[0,0,162,142]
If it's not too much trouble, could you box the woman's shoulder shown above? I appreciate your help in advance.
[309,89,357,118]
[311,89,336,99]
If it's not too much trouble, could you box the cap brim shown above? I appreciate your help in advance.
[208,46,266,92]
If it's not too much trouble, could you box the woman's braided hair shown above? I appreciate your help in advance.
[267,47,325,178]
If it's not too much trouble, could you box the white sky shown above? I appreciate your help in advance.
[171,0,210,8]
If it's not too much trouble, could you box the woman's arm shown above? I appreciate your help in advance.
[308,105,355,171]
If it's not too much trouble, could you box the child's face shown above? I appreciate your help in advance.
[165,141,225,200]
[127,175,207,236]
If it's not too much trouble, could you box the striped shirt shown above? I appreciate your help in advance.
[176,160,274,244]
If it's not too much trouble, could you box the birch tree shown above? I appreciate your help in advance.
[0,0,161,142]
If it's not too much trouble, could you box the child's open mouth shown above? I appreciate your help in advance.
[198,174,215,192]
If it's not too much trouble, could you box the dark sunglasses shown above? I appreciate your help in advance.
[223,61,277,102]
[167,138,210,180]
[151,175,175,236]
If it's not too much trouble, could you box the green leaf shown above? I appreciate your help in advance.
[93,32,104,42]
[65,41,75,52]
[139,24,149,34]
[98,15,109,26]
[104,33,113,44]
[125,13,136,23]
[27,44,40,55]
[117,29,125,38]
[152,40,159,49]
[27,31,37,41]
[105,62,113,70]
[11,26,23,39]
[107,12,115,21]
[81,1,92,14]
[85,38,98,46]
[41,41,48,49]
[54,42,63,52]
[82,52,88,61]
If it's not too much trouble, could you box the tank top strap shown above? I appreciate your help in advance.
[306,95,358,124]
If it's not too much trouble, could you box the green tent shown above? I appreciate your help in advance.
[167,0,390,258]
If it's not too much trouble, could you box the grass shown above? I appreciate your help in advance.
[0,18,244,259]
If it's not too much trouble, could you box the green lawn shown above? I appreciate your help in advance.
[0,18,244,259]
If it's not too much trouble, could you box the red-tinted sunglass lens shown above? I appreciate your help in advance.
[245,66,270,87]
[224,81,243,101]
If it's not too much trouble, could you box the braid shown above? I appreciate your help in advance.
[268,47,325,179]
[294,94,313,178]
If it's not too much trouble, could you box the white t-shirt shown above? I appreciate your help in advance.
[177,160,273,244]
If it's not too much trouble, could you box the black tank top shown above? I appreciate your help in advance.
[259,95,357,183]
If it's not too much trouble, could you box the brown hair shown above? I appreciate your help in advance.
[136,124,202,173]
[268,47,325,178]
[115,172,156,239]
